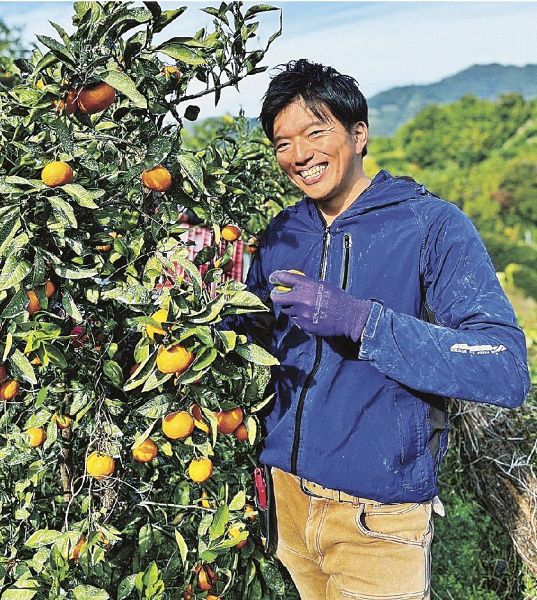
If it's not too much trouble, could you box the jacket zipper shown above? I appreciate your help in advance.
[291,225,331,474]
[341,233,351,290]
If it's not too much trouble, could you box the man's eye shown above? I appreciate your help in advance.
[310,129,324,137]
[275,143,289,152]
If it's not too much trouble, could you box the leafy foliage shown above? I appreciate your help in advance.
[0,3,302,599]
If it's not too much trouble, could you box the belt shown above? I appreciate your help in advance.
[300,478,380,506]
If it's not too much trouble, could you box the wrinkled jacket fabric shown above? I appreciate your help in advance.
[229,170,530,503]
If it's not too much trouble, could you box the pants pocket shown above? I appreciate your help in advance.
[355,501,432,546]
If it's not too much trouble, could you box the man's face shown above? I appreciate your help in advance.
[272,98,367,206]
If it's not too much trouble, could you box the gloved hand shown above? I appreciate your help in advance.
[269,270,372,342]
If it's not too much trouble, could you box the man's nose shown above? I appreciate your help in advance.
[293,139,314,165]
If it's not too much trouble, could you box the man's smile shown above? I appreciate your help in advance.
[297,162,328,183]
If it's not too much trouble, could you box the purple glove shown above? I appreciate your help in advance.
[269,270,372,342]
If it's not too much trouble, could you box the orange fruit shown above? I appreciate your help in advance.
[216,407,244,435]
[44,280,55,298]
[228,526,248,550]
[162,65,183,80]
[86,452,115,479]
[146,307,167,339]
[0,365,6,381]
[195,564,217,591]
[188,457,213,483]
[183,585,192,600]
[0,379,20,401]
[162,411,194,440]
[132,438,158,463]
[53,414,71,430]
[41,161,74,187]
[191,403,210,434]
[77,82,115,114]
[54,88,78,115]
[233,423,248,442]
[246,236,258,254]
[221,224,241,242]
[141,165,173,192]
[156,344,194,374]
[95,244,112,252]
[27,427,47,447]
[69,536,86,560]
[276,269,305,292]
[26,290,41,315]
[30,355,42,366]
[244,504,257,521]
[36,78,45,90]
[200,490,212,509]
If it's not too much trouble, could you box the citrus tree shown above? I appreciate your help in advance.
[0,2,300,598]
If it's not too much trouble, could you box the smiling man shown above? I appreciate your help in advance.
[230,59,530,599]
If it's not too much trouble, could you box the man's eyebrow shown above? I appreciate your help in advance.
[273,119,330,143]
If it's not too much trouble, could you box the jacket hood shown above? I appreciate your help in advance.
[298,169,426,227]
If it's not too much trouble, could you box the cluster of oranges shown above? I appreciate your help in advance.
[41,160,174,192]
[26,280,56,315]
[52,81,116,116]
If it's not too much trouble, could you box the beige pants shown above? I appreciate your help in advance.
[272,467,434,600]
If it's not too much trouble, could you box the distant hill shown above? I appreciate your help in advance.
[369,64,537,137]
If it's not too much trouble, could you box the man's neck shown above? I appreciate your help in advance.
[319,175,371,226]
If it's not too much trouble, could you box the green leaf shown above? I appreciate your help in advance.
[32,51,59,75]
[1,589,38,600]
[0,214,21,257]
[72,585,110,600]
[234,343,279,366]
[10,349,37,385]
[36,35,76,65]
[62,184,104,208]
[154,7,187,33]
[61,290,83,322]
[244,4,279,20]
[258,556,286,594]
[188,295,226,324]
[141,370,173,392]
[43,344,68,369]
[25,529,62,548]
[144,137,173,169]
[174,529,188,564]
[117,574,137,600]
[136,394,171,418]
[192,346,217,371]
[49,196,77,228]
[1,289,28,318]
[209,504,229,540]
[138,523,154,554]
[101,69,147,109]
[177,153,205,191]
[103,360,123,386]
[217,329,237,352]
[52,263,98,280]
[229,489,246,510]
[157,42,206,65]
[0,256,31,291]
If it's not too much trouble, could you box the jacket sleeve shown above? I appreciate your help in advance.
[217,231,276,351]
[358,202,531,408]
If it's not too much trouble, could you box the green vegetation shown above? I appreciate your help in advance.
[369,64,537,136]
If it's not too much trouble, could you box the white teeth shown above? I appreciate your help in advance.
[300,164,327,179]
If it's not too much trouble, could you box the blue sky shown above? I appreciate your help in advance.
[2,2,536,118]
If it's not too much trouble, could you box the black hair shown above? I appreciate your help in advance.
[260,59,368,157]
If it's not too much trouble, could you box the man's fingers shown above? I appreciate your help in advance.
[268,270,307,287]
[270,288,299,305]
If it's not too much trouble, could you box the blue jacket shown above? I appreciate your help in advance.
[232,170,530,503]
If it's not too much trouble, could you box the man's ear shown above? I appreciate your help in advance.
[352,121,368,154]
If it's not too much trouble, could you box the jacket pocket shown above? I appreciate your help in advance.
[354,501,432,546]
